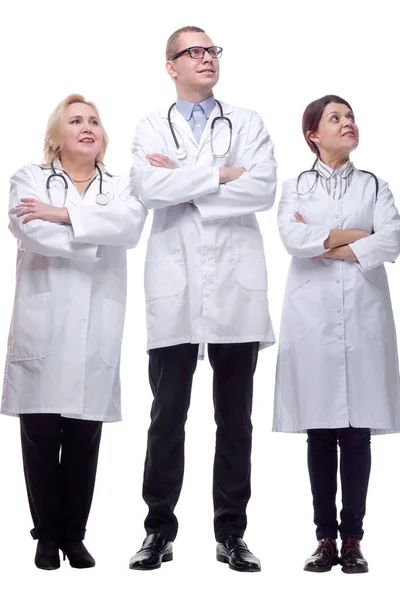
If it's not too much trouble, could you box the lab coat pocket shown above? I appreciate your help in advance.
[280,280,322,351]
[234,225,267,292]
[235,250,267,292]
[145,229,187,302]
[356,268,390,341]
[101,298,126,368]
[9,291,53,361]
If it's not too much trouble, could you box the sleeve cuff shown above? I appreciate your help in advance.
[349,238,374,272]
[67,205,86,241]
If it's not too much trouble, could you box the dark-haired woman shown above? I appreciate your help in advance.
[273,95,400,574]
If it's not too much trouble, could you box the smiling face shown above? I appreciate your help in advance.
[308,102,359,163]
[59,102,103,163]
[166,31,220,101]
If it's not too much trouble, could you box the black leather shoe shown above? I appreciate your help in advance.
[216,536,261,572]
[304,538,339,572]
[129,533,173,570]
[35,540,60,570]
[60,541,95,569]
[340,538,369,574]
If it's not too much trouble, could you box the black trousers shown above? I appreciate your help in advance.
[20,414,102,541]
[143,342,259,542]
[307,427,371,541]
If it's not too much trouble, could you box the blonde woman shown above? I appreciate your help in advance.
[2,94,146,570]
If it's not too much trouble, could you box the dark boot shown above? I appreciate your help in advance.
[304,538,339,572]
[340,538,368,574]
[35,540,60,570]
[60,541,95,569]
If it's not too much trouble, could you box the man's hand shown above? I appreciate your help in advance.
[146,154,175,169]
[16,198,71,224]
[219,167,246,184]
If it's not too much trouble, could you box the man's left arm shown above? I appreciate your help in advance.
[193,111,277,220]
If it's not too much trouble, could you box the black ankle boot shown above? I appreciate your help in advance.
[35,540,60,570]
[60,541,95,569]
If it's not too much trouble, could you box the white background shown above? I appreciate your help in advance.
[0,0,399,598]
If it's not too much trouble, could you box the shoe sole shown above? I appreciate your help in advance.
[129,552,173,571]
[216,554,261,572]
[341,566,369,574]
[35,564,60,571]
[304,565,336,573]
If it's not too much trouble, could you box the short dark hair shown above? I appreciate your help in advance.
[302,95,353,157]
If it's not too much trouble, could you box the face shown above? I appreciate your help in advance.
[166,32,220,94]
[308,102,359,158]
[59,102,103,161]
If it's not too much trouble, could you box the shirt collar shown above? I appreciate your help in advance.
[316,159,354,180]
[175,95,216,121]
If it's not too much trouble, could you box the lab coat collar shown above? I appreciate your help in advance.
[161,100,233,119]
[40,159,113,178]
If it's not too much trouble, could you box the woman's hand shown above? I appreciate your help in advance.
[16,198,71,224]
[317,246,358,261]
[295,212,306,223]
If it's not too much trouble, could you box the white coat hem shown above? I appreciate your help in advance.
[147,335,276,356]
[1,407,121,423]
[272,421,400,435]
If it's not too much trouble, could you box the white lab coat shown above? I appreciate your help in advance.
[130,102,277,356]
[273,169,400,434]
[2,162,147,422]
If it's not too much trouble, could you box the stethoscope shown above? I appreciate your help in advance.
[46,161,109,206]
[296,168,378,197]
[168,100,232,159]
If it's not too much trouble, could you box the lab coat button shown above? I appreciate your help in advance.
[336,279,340,283]
[338,336,343,340]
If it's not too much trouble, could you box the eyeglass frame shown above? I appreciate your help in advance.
[169,46,223,61]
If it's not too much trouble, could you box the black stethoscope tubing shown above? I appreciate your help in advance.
[168,100,233,158]
[46,161,103,194]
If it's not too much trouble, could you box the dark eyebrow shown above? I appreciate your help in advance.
[326,110,354,117]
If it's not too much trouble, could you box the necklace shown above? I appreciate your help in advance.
[71,169,96,183]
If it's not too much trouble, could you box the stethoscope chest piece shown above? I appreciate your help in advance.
[95,193,109,206]
[175,147,187,160]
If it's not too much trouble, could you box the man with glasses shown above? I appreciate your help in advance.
[129,26,277,572]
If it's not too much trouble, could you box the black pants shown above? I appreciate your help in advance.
[20,414,102,541]
[307,427,371,541]
[143,342,259,542]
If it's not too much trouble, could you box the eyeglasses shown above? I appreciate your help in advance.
[169,46,223,61]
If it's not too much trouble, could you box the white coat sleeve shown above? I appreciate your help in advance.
[194,112,277,221]
[8,165,99,263]
[130,117,220,209]
[278,179,331,258]
[67,176,147,248]
[349,181,400,271]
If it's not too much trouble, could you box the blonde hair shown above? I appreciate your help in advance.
[166,26,205,60]
[43,94,109,164]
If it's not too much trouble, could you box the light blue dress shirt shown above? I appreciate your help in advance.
[175,96,216,143]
